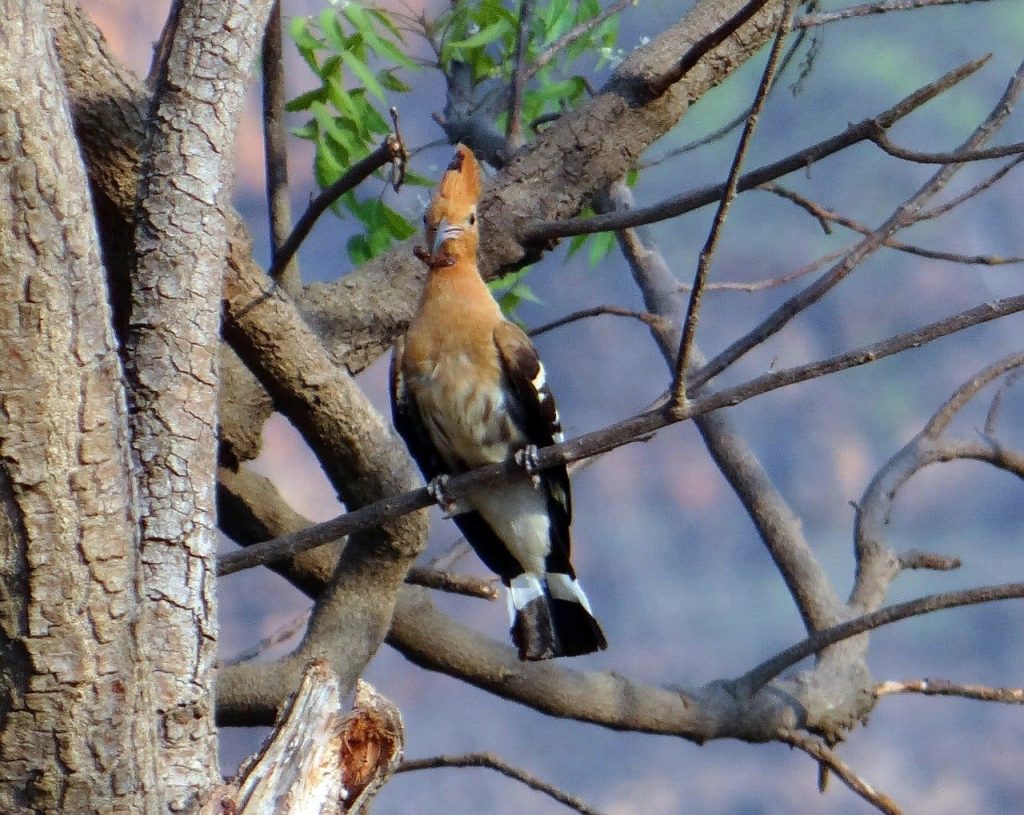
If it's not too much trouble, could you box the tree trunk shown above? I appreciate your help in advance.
[0,2,156,811]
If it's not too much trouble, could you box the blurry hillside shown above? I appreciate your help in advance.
[85,0,1024,811]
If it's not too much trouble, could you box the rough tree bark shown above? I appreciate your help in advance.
[0,2,155,811]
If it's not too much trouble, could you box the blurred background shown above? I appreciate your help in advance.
[83,0,1024,811]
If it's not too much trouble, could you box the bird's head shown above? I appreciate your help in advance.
[421,144,481,266]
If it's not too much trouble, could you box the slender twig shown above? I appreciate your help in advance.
[528,304,668,337]
[687,56,1024,394]
[262,0,300,295]
[527,0,633,80]
[522,56,988,243]
[984,368,1024,434]
[506,0,537,150]
[672,0,797,405]
[397,753,606,815]
[777,729,902,815]
[761,183,1024,266]
[265,134,406,282]
[405,566,498,600]
[679,246,855,292]
[642,27,810,166]
[740,582,1024,693]
[917,154,1024,222]
[869,126,1024,164]
[875,678,1024,704]
[221,610,310,667]
[217,291,1024,577]
[797,0,995,29]
[924,353,1024,437]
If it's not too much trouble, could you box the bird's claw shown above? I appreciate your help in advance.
[427,475,459,518]
[514,444,541,485]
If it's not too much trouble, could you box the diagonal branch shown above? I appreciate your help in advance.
[875,679,1024,705]
[218,291,1024,577]
[265,134,407,282]
[672,0,797,403]
[740,583,1024,693]
[522,56,988,243]
[796,0,998,29]
[777,729,902,815]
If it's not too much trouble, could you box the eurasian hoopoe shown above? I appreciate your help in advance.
[390,144,607,660]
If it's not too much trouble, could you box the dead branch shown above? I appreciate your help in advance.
[869,125,1024,164]
[528,304,670,337]
[777,729,902,815]
[875,679,1024,704]
[797,0,1000,29]
[505,0,536,150]
[227,665,403,814]
[760,183,1024,265]
[398,753,605,815]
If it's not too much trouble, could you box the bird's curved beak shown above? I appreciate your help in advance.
[431,218,463,254]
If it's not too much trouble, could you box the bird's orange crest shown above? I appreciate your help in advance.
[420,144,482,266]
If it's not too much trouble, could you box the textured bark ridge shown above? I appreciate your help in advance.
[0,2,153,812]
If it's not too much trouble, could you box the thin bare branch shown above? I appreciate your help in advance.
[218,285,1024,578]
[265,134,407,282]
[777,729,902,815]
[984,368,1024,434]
[406,566,498,600]
[796,0,998,29]
[222,611,310,667]
[761,183,1024,266]
[672,0,797,404]
[689,57,1024,392]
[924,353,1024,437]
[869,125,1024,165]
[679,246,856,292]
[528,304,669,337]
[506,0,537,150]
[917,154,1024,221]
[398,753,605,815]
[262,0,299,295]
[740,582,1024,693]
[522,56,988,242]
[875,678,1024,704]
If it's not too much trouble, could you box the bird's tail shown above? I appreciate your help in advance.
[508,573,607,661]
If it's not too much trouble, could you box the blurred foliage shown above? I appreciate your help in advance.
[287,0,627,290]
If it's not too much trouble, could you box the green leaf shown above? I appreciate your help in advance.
[289,16,322,72]
[445,18,511,50]
[587,230,616,266]
[344,3,416,69]
[369,8,405,43]
[285,87,326,113]
[341,50,385,100]
[319,9,350,53]
[381,204,416,240]
[379,69,412,93]
[347,233,371,265]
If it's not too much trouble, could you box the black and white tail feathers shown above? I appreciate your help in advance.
[508,572,606,661]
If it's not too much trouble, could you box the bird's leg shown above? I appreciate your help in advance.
[427,474,460,518]
[514,444,542,486]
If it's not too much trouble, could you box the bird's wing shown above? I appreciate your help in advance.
[492,321,573,530]
[389,337,447,483]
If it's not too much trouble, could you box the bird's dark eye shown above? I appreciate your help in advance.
[468,212,476,226]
